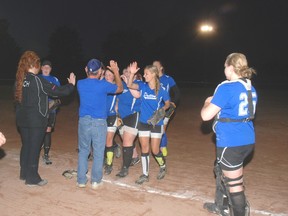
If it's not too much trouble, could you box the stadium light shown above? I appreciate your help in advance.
[200,24,214,33]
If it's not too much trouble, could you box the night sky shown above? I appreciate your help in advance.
[1,0,288,86]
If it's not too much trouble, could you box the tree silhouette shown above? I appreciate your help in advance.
[47,26,84,81]
[0,19,21,83]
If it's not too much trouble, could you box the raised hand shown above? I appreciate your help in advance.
[107,60,119,74]
[129,62,140,75]
[67,72,76,85]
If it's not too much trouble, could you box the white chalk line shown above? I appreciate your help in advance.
[102,178,288,216]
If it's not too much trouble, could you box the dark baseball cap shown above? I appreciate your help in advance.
[42,60,52,67]
[87,59,101,73]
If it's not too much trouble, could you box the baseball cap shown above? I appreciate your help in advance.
[87,59,101,73]
[42,60,52,67]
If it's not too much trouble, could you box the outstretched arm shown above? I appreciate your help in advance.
[107,60,123,94]
[127,62,140,90]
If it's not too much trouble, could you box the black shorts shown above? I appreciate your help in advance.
[137,122,163,138]
[122,112,139,128]
[216,144,254,171]
[107,115,117,127]
[47,112,56,128]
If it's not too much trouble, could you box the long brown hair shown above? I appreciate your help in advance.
[15,51,40,102]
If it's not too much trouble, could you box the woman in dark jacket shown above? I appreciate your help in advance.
[15,51,76,186]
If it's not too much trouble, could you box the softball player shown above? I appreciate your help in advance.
[127,62,170,184]
[115,67,141,177]
[152,60,180,157]
[38,60,60,165]
[103,68,119,175]
[201,53,257,216]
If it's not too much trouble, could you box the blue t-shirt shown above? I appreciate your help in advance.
[117,81,141,118]
[107,94,117,117]
[211,80,257,147]
[159,74,176,93]
[38,74,61,113]
[77,78,118,119]
[138,81,170,125]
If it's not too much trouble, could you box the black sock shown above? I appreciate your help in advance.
[43,132,51,156]
[123,146,133,168]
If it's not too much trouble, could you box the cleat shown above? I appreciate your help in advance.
[135,174,149,185]
[104,164,113,175]
[203,202,229,216]
[157,167,166,180]
[130,157,140,166]
[114,143,122,158]
[116,167,129,178]
[43,155,52,165]
[91,181,103,190]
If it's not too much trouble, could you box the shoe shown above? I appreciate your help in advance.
[130,157,140,166]
[104,164,113,175]
[203,202,229,216]
[91,181,103,190]
[114,143,122,158]
[116,167,129,178]
[26,179,48,187]
[157,166,166,180]
[135,174,149,185]
[43,155,52,165]
[77,183,86,188]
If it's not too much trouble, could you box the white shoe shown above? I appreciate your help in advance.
[91,181,103,190]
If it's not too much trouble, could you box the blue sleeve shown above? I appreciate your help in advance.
[211,84,231,108]
[54,77,61,86]
[105,81,118,94]
[168,76,176,87]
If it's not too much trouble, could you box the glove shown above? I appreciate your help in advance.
[62,169,77,179]
[165,102,176,118]
[116,113,124,129]
[49,99,61,111]
[147,108,166,127]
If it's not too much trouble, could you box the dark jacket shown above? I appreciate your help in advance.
[16,72,74,127]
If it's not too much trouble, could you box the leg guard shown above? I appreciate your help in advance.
[105,146,114,166]
[214,162,229,214]
[154,152,166,167]
[123,146,133,168]
[224,176,250,216]
[43,132,51,156]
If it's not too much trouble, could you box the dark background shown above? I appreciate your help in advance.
[1,0,287,87]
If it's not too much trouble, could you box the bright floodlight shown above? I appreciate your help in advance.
[200,25,213,32]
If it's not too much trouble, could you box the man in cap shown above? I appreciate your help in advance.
[76,59,123,189]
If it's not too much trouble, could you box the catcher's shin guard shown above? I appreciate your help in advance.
[223,176,250,216]
[43,132,52,156]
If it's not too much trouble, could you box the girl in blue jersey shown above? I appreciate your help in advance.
[103,68,119,175]
[152,60,180,157]
[115,67,142,177]
[127,62,170,184]
[201,53,257,216]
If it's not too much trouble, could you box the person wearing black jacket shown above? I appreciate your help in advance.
[15,51,76,186]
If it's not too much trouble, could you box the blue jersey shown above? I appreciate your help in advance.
[211,80,257,147]
[77,78,118,119]
[38,74,61,113]
[107,94,117,117]
[159,74,176,93]
[138,81,170,125]
[117,81,141,118]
